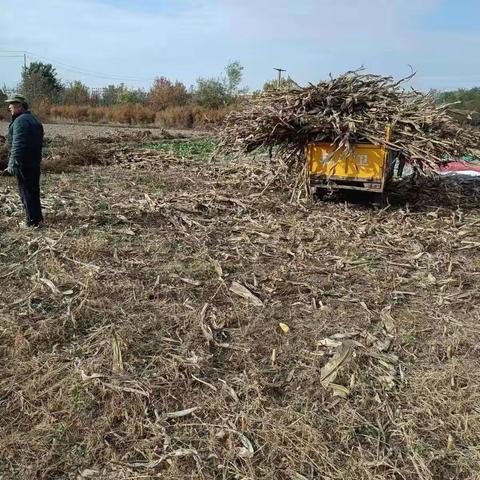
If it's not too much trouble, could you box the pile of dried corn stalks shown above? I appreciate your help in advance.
[219,70,480,172]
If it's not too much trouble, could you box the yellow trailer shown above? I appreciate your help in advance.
[306,129,393,203]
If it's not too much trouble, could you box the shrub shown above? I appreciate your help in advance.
[3,104,230,129]
[155,105,232,129]
[49,105,155,125]
[148,77,189,110]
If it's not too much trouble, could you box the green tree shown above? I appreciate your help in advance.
[19,62,64,103]
[436,87,480,111]
[225,61,244,96]
[102,84,124,105]
[194,77,227,108]
[435,87,480,125]
[63,80,90,105]
[118,88,147,105]
[195,61,246,108]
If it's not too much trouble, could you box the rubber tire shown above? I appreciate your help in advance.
[314,187,327,201]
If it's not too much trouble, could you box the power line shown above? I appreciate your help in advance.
[0,49,155,83]
[28,53,151,82]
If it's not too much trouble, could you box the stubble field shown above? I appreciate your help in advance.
[0,125,480,479]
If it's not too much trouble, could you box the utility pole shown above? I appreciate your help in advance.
[23,53,27,71]
[274,67,286,87]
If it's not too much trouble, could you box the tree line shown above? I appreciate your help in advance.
[0,61,295,111]
[2,63,479,114]
[435,87,480,112]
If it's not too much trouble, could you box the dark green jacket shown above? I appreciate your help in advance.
[8,111,44,173]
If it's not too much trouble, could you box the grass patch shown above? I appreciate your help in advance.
[144,138,218,160]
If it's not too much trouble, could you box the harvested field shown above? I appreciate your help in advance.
[0,132,480,479]
[0,121,208,142]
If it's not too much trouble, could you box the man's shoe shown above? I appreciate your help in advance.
[25,221,44,229]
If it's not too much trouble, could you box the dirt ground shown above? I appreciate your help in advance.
[0,135,480,479]
[0,120,206,141]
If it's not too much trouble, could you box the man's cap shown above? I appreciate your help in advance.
[4,94,27,104]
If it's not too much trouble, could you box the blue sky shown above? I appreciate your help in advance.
[0,0,479,92]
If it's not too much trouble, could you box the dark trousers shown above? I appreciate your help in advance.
[388,155,406,178]
[397,157,406,177]
[16,166,43,226]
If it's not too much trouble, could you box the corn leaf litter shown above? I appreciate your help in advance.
[230,281,264,307]
[320,342,354,388]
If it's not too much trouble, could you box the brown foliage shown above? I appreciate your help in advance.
[1,100,230,131]
[155,105,233,129]
[147,76,189,110]
[63,81,91,106]
[50,104,155,125]
[5,104,231,129]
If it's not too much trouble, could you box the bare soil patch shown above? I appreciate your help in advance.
[0,120,208,141]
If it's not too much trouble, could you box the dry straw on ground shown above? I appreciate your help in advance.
[41,129,183,173]
[0,132,480,479]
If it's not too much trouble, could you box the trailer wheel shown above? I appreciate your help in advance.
[314,187,327,201]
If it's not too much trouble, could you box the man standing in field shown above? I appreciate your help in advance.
[3,94,44,227]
